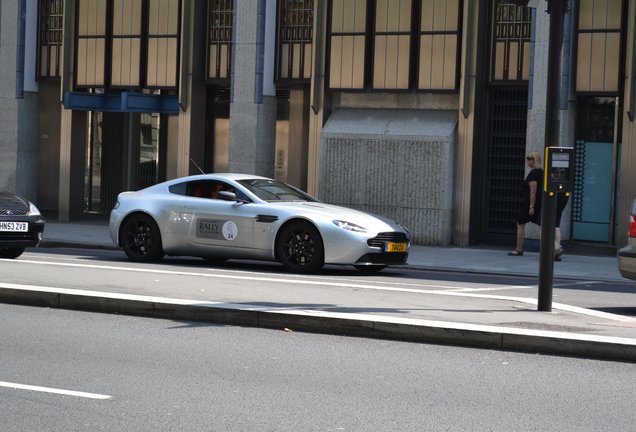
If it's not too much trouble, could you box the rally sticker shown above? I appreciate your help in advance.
[221,221,238,241]
[197,219,238,241]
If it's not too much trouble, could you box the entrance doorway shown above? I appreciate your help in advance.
[572,96,621,244]
[85,111,167,214]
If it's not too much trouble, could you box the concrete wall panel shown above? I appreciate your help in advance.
[320,109,457,245]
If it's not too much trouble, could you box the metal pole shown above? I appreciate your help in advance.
[538,0,566,312]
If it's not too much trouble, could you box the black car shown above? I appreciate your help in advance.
[0,191,46,259]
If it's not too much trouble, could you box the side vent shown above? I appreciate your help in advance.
[256,215,279,223]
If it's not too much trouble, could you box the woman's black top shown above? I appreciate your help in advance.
[516,168,543,225]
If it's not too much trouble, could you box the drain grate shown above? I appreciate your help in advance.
[590,320,636,328]
[498,322,594,333]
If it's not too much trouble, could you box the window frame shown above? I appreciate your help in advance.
[275,0,314,83]
[37,0,64,80]
[325,0,463,93]
[206,0,233,83]
[488,0,532,85]
[73,0,182,91]
[574,0,628,95]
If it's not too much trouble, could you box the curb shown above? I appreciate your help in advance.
[39,240,120,251]
[2,284,635,363]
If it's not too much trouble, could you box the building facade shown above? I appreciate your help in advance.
[1,0,635,248]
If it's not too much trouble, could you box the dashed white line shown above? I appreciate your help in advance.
[0,381,111,400]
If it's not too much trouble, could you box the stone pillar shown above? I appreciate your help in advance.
[57,108,86,221]
[0,0,39,200]
[176,0,207,177]
[228,0,276,176]
[525,7,550,241]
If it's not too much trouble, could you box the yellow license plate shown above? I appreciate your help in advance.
[384,242,407,253]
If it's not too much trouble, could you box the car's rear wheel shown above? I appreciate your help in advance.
[277,221,324,273]
[0,247,25,259]
[354,265,387,273]
[121,214,164,262]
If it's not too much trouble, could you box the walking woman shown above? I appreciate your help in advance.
[508,151,543,256]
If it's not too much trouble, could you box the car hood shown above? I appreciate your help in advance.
[0,191,29,212]
[271,201,407,233]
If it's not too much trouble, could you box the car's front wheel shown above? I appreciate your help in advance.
[120,214,164,262]
[0,247,25,259]
[277,221,324,273]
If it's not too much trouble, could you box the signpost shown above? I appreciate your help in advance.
[537,0,568,312]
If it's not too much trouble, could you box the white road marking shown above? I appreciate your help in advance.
[0,381,111,399]
[2,283,636,346]
[2,258,634,323]
[6,258,530,292]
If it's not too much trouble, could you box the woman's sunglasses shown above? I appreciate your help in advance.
[526,157,534,161]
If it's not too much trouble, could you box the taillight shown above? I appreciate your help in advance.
[629,213,636,238]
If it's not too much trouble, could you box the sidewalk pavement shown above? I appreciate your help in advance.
[2,220,635,362]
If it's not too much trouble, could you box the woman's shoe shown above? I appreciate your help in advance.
[508,249,524,256]
[554,247,563,261]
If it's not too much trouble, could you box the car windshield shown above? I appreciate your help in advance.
[238,179,318,202]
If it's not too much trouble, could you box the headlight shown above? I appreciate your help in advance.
[333,220,368,233]
[113,200,120,210]
[28,202,41,216]
[397,222,410,235]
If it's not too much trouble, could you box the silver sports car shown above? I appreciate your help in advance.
[109,174,410,273]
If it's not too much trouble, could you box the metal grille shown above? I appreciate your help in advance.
[0,210,28,216]
[367,233,409,248]
[483,87,528,236]
[0,232,37,242]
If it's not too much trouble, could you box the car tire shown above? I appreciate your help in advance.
[0,247,25,259]
[354,265,387,273]
[121,213,165,262]
[277,221,324,273]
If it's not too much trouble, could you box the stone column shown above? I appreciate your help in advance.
[0,0,39,200]
[228,0,276,176]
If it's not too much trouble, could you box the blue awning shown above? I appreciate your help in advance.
[63,91,179,114]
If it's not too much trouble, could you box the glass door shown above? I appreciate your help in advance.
[572,97,621,243]
[85,111,164,214]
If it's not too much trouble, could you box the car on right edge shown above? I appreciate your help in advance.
[618,199,636,280]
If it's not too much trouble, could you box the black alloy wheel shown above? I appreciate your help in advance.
[277,221,324,273]
[121,214,164,262]
[0,247,25,259]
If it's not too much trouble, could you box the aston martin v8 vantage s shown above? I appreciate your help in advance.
[109,174,410,273]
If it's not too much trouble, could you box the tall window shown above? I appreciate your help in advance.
[328,0,367,89]
[38,0,64,79]
[374,0,411,89]
[576,0,624,93]
[207,0,233,81]
[147,0,180,87]
[75,0,181,89]
[327,0,462,91]
[419,0,460,90]
[277,0,313,81]
[489,0,531,83]
[76,0,107,86]
[110,0,142,87]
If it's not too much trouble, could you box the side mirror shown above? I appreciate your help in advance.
[218,191,237,201]
[218,190,249,203]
